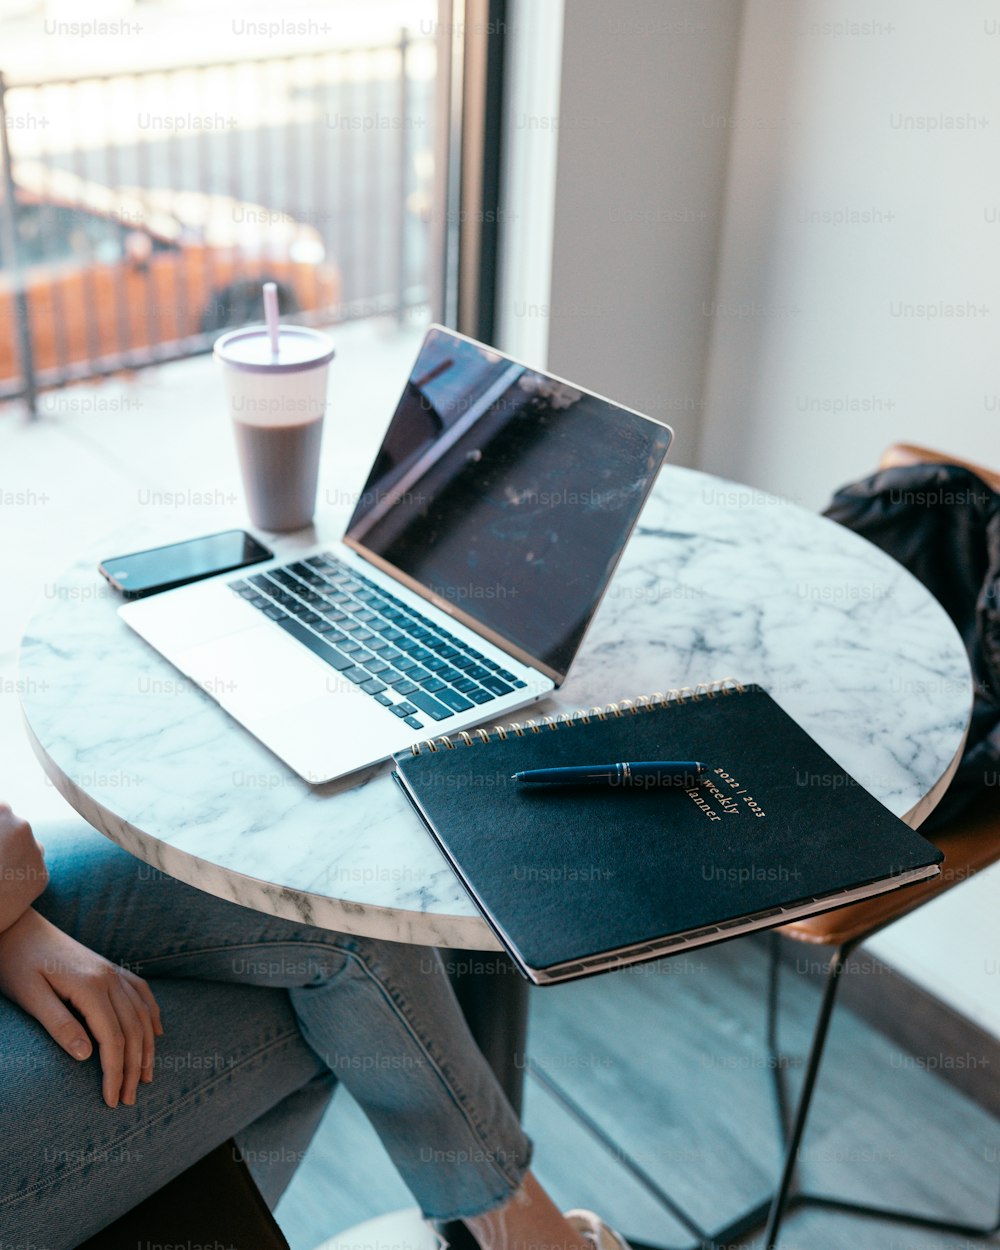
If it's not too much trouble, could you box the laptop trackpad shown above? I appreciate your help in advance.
[177,623,358,715]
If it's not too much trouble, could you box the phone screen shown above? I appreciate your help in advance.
[100,530,273,598]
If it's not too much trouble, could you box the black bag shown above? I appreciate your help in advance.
[824,462,1000,831]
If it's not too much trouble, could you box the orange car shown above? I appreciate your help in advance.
[1,161,340,387]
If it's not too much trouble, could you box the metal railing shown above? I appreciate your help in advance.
[0,32,435,413]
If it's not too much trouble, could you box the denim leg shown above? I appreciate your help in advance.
[23,822,532,1223]
[0,975,328,1250]
[234,1070,338,1208]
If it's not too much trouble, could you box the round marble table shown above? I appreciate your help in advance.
[18,466,972,951]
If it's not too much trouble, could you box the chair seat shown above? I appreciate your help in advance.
[779,793,1000,947]
[75,1138,288,1249]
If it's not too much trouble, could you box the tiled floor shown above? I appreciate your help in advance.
[2,329,998,1249]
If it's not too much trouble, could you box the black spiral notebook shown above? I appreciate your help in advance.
[392,681,943,985]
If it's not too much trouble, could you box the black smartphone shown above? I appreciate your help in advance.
[99,530,274,599]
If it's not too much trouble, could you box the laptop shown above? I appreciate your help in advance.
[120,326,674,782]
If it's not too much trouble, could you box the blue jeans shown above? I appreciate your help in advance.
[0,822,532,1248]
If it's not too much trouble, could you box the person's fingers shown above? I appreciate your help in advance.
[61,970,127,1107]
[120,977,155,1086]
[15,972,93,1062]
[108,977,145,1107]
[122,968,164,1037]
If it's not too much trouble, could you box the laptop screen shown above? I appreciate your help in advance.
[344,327,672,680]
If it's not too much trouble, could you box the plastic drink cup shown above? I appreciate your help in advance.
[214,324,335,532]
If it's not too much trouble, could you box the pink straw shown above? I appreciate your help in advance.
[263,282,280,358]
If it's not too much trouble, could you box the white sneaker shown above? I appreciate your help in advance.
[564,1209,633,1250]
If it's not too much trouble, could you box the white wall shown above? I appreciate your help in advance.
[499,0,744,465]
[700,0,1000,508]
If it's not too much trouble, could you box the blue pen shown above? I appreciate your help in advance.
[512,761,707,787]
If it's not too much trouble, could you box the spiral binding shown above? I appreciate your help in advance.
[408,677,745,754]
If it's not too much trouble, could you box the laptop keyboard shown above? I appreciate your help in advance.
[227,553,527,733]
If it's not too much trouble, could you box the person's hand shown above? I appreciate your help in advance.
[0,908,163,1108]
[0,803,48,935]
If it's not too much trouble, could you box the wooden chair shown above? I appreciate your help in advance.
[759,443,1000,1248]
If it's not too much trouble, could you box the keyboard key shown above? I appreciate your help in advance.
[230,580,250,594]
[420,676,446,692]
[299,612,322,626]
[355,609,376,622]
[381,628,405,643]
[354,630,376,644]
[397,702,418,715]
[339,639,362,653]
[394,679,418,695]
[513,680,527,688]
[409,667,431,682]
[438,645,460,659]
[467,665,490,679]
[313,621,338,634]
[249,574,273,591]
[394,656,417,672]
[364,658,389,674]
[342,667,368,684]
[263,606,287,621]
[352,650,375,666]
[394,636,419,652]
[360,678,387,694]
[381,647,402,662]
[453,678,478,693]
[497,669,516,681]
[437,688,474,712]
[439,668,462,683]
[468,689,495,704]
[389,704,411,718]
[275,618,352,670]
[481,675,514,696]
[411,647,432,662]
[404,716,425,730]
[425,657,447,672]
[451,655,474,669]
[380,670,408,687]
[407,691,453,721]
[374,692,394,706]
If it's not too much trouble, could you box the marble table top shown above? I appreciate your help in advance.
[19,466,972,949]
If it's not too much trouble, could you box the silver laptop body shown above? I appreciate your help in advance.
[120,326,674,782]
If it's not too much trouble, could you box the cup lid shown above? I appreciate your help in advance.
[214,324,336,373]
